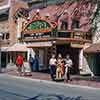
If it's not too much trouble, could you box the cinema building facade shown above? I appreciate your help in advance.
[6,0,97,75]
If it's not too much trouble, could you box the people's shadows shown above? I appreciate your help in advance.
[27,94,86,100]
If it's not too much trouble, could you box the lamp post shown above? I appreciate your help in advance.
[0,33,2,72]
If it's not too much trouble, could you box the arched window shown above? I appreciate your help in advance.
[72,19,80,29]
[60,19,68,30]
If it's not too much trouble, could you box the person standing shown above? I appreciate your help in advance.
[32,55,39,72]
[49,54,57,81]
[64,54,73,82]
[29,54,34,72]
[34,55,39,72]
[16,55,24,76]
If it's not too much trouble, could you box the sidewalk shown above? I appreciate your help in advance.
[6,68,100,88]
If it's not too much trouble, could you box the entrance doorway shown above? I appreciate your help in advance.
[94,54,100,76]
[56,44,80,74]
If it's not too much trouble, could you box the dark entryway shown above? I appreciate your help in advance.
[94,54,100,76]
[56,44,80,74]
[1,52,7,68]
[87,53,100,76]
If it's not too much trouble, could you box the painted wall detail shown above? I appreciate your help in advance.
[27,20,51,30]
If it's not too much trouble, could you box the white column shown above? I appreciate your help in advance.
[79,49,83,71]
[16,18,23,39]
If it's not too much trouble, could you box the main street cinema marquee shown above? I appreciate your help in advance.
[21,15,91,49]
[22,18,57,38]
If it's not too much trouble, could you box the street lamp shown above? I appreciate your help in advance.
[0,33,2,72]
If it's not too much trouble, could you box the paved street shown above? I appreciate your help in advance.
[0,74,100,100]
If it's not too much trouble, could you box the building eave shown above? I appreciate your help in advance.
[0,0,10,14]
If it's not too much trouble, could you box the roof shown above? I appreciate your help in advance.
[19,0,43,3]
[84,43,100,53]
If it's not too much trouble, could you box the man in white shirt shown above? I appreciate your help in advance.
[64,54,73,82]
[49,54,57,80]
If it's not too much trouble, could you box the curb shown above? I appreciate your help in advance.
[5,74,100,90]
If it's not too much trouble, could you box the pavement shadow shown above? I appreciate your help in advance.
[27,94,87,100]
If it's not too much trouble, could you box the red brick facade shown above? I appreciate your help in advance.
[9,0,28,45]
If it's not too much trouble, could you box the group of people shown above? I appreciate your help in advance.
[16,54,39,76]
[15,53,73,82]
[49,54,73,82]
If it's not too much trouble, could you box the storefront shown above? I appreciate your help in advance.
[14,5,92,74]
[84,43,100,76]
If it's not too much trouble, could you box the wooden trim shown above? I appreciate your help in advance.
[23,29,52,34]
[23,37,91,43]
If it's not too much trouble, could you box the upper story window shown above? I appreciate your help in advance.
[58,32,71,38]
[60,19,68,30]
[72,19,80,29]
[0,14,8,21]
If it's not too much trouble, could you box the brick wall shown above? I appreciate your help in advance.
[9,0,28,45]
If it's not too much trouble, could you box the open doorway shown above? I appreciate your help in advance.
[94,54,100,76]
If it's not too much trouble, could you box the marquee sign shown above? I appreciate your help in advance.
[23,19,57,34]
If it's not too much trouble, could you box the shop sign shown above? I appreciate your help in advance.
[24,32,51,38]
[23,20,57,34]
[31,32,51,38]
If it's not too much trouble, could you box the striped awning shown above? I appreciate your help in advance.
[7,43,28,52]
[1,42,52,52]
[1,47,9,52]
[27,41,52,48]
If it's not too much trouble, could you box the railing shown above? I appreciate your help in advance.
[23,30,92,43]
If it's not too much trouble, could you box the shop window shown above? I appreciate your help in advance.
[72,19,79,29]
[60,19,68,30]
[0,14,8,21]
[6,33,9,39]
[85,33,92,40]
[58,32,71,38]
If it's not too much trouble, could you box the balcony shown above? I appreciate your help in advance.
[23,30,92,44]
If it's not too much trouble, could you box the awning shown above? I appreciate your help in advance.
[84,43,100,53]
[1,47,9,52]
[27,41,52,48]
[7,43,28,52]
[2,42,52,52]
